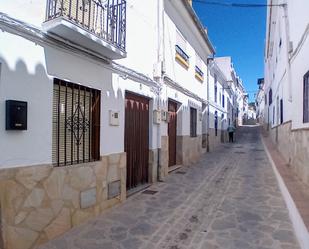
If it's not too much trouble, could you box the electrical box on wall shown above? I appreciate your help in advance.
[153,110,161,124]
[161,110,168,122]
[6,100,28,130]
[109,110,120,126]
[199,112,203,121]
[153,62,161,78]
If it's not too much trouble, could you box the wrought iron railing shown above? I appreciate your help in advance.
[46,0,126,52]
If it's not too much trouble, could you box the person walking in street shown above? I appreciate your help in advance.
[227,124,236,143]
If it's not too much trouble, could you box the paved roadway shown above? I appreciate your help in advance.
[39,126,300,249]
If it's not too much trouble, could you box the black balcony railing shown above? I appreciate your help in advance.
[46,0,126,52]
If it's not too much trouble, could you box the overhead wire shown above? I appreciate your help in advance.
[192,1,286,8]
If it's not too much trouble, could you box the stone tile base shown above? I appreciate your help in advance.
[176,135,202,166]
[159,136,169,181]
[0,152,126,249]
[208,128,224,151]
[269,122,309,187]
[149,149,158,183]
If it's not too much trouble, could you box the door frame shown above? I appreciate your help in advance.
[124,91,150,190]
[168,99,179,167]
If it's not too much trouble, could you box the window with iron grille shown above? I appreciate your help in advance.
[269,88,272,105]
[303,71,309,123]
[280,99,283,124]
[52,79,101,166]
[222,94,225,108]
[214,75,217,103]
[190,107,197,137]
[214,111,218,136]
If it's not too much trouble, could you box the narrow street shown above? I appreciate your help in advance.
[39,126,299,249]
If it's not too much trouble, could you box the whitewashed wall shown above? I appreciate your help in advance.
[0,0,160,169]
[265,0,309,129]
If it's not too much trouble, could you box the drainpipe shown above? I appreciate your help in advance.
[282,3,292,102]
[206,57,214,152]
[156,0,164,182]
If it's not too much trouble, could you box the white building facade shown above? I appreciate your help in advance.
[264,0,309,186]
[0,0,247,248]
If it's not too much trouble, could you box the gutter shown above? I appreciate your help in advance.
[181,0,216,55]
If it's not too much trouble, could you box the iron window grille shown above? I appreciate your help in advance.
[52,79,101,166]
[214,85,218,103]
[269,88,273,105]
[214,111,218,136]
[222,94,225,108]
[280,99,283,124]
[304,71,309,123]
[46,0,126,52]
[190,107,197,137]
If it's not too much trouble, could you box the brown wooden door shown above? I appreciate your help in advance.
[125,92,149,190]
[168,100,177,167]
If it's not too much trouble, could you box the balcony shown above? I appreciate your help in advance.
[43,0,126,59]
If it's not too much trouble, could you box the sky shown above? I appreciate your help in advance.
[193,0,267,102]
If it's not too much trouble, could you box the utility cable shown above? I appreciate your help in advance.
[192,0,286,8]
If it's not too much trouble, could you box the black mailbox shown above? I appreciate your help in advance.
[6,100,27,130]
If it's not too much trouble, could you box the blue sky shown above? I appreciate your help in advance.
[193,0,267,102]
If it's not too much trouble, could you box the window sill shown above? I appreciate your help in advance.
[175,53,189,70]
[195,73,204,83]
[53,159,101,168]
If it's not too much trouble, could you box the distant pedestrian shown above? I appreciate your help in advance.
[227,124,236,143]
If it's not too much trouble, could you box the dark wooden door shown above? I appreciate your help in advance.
[168,100,177,167]
[125,92,149,190]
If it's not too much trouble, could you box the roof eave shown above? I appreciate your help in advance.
[182,0,216,55]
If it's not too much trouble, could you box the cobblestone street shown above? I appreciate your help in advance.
[39,126,300,249]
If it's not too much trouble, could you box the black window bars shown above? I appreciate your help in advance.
[52,79,100,166]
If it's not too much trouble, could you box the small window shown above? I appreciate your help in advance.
[304,71,309,123]
[190,107,197,137]
[195,55,204,82]
[52,79,101,166]
[280,99,283,124]
[175,30,189,69]
[222,94,225,108]
[269,88,273,106]
[214,75,217,103]
[273,106,275,125]
[214,111,218,136]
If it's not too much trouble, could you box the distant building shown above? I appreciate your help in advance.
[215,57,248,126]
[255,78,266,125]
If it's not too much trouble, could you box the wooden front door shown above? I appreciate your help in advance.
[125,92,149,190]
[168,100,177,167]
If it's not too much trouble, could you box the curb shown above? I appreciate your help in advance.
[261,136,309,249]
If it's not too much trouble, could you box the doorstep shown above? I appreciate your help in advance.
[261,132,309,249]
[168,164,183,173]
[126,183,151,197]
